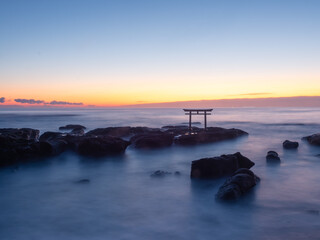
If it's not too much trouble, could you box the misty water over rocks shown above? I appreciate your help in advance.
[1,108,320,239]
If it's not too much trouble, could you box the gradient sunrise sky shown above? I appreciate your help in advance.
[0,0,319,107]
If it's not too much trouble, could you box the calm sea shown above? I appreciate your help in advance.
[1,107,320,240]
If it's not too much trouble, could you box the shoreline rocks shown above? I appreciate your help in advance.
[190,152,254,179]
[0,125,249,167]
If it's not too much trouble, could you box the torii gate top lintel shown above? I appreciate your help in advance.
[183,109,213,130]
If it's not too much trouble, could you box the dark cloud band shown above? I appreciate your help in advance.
[0,97,5,103]
[15,98,44,104]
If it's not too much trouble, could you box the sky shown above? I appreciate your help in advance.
[0,0,319,107]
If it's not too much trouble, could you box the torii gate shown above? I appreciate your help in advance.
[183,109,213,131]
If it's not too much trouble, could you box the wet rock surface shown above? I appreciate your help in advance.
[0,128,41,166]
[216,168,260,201]
[174,127,248,145]
[302,133,320,146]
[77,136,129,157]
[283,140,299,149]
[130,133,174,149]
[190,152,255,179]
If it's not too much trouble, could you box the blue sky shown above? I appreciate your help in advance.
[0,0,319,106]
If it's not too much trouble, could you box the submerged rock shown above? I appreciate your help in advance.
[266,151,281,163]
[283,140,299,149]
[302,133,320,146]
[150,170,172,177]
[75,179,90,184]
[190,152,254,179]
[59,124,86,131]
[175,127,248,145]
[216,168,260,201]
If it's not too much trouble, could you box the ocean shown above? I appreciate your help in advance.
[1,107,320,240]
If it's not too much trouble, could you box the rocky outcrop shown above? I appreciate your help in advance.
[0,128,41,166]
[266,151,280,163]
[302,134,320,146]
[216,168,260,201]
[175,127,248,145]
[86,126,160,138]
[130,133,174,149]
[190,152,254,179]
[77,136,129,157]
[283,140,299,149]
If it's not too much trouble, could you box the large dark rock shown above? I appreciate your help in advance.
[175,127,248,145]
[0,128,41,166]
[130,133,174,149]
[266,151,280,163]
[86,126,160,138]
[190,152,254,179]
[283,140,299,149]
[77,136,130,157]
[302,134,320,146]
[59,124,86,131]
[216,168,260,201]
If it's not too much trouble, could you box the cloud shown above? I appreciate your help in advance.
[49,100,83,106]
[0,97,5,103]
[15,98,44,104]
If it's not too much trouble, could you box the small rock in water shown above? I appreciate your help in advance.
[216,168,260,201]
[306,209,320,215]
[150,170,171,177]
[266,151,281,163]
[174,171,181,175]
[283,140,299,149]
[76,179,90,184]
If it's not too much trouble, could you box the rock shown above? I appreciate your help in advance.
[266,151,280,163]
[75,179,90,184]
[70,127,85,136]
[174,171,181,175]
[150,170,171,177]
[283,140,299,149]
[0,128,41,166]
[216,168,260,201]
[302,133,320,146]
[190,152,254,179]
[77,136,130,157]
[86,126,160,138]
[0,128,39,141]
[130,133,174,149]
[59,124,86,131]
[174,127,248,145]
